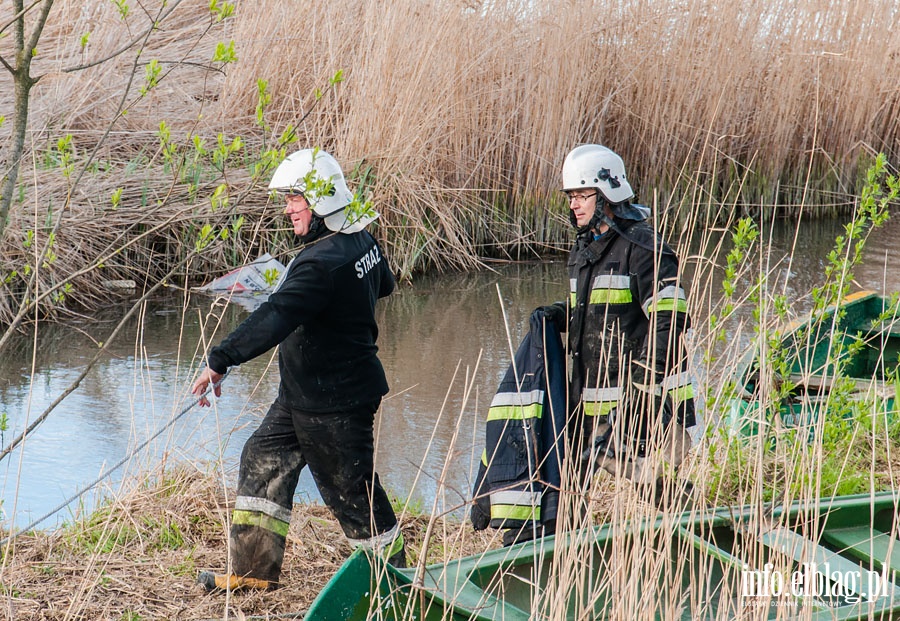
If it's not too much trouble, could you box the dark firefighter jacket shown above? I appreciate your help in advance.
[207,229,394,413]
[567,216,696,429]
[470,309,567,532]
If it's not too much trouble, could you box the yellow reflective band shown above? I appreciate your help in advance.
[668,384,695,403]
[233,509,290,538]
[583,401,616,417]
[481,448,488,466]
[490,504,540,522]
[384,532,404,560]
[589,289,632,305]
[648,298,688,314]
[486,403,542,421]
[570,292,577,306]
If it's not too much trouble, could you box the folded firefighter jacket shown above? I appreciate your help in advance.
[470,309,568,533]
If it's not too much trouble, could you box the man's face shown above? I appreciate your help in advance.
[284,193,313,236]
[567,189,599,228]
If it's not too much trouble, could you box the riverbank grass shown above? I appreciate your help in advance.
[0,465,497,620]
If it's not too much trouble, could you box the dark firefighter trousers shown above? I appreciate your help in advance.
[230,399,401,583]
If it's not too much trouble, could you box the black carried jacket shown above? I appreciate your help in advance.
[470,310,568,532]
[567,217,695,428]
[208,229,394,413]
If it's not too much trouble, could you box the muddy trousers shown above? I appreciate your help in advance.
[229,399,402,583]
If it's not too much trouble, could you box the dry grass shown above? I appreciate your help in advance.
[0,465,498,620]
[2,0,899,324]
[2,424,898,620]
[2,2,900,616]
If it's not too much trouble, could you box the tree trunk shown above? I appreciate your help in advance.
[0,0,54,240]
[0,64,35,240]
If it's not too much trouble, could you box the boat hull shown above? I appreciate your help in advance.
[726,291,900,437]
[304,492,900,620]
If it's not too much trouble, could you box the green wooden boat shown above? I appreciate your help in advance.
[726,291,900,437]
[304,491,900,620]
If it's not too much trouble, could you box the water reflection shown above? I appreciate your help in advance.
[3,214,900,530]
[0,261,568,530]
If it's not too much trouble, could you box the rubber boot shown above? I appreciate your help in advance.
[649,477,696,511]
[501,523,543,547]
[386,545,408,569]
[197,571,277,592]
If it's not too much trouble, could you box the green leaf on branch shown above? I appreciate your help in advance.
[209,0,235,21]
[140,59,161,96]
[212,41,237,64]
[111,0,129,19]
[191,134,207,157]
[256,79,271,129]
[209,183,229,212]
[279,125,297,146]
[263,268,280,287]
[195,224,215,252]
[56,135,75,178]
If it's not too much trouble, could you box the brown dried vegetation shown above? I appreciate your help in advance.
[2,0,900,324]
[0,466,498,620]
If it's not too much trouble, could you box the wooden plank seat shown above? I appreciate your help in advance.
[760,526,900,600]
[821,527,900,576]
[786,374,896,399]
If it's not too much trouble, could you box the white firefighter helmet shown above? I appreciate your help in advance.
[268,148,378,234]
[561,144,634,205]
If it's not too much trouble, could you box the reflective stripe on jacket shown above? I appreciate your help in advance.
[567,218,696,427]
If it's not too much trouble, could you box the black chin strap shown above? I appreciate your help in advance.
[299,214,327,243]
[571,203,614,235]
[569,202,608,235]
[598,214,675,256]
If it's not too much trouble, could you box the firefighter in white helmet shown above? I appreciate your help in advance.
[538,144,696,513]
[191,148,404,592]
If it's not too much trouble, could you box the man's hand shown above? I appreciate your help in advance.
[191,367,224,407]
[533,304,567,331]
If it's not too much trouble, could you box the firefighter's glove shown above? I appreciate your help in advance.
[533,303,567,332]
[470,500,490,531]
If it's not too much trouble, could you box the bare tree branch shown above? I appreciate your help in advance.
[0,0,43,72]
[25,0,55,57]
[61,0,186,74]
[0,0,53,239]
[137,59,226,75]
[0,250,201,462]
[0,53,13,74]
[0,0,43,38]
[0,0,203,343]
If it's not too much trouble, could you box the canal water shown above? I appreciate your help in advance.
[3,215,900,531]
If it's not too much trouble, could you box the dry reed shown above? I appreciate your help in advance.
[0,465,497,620]
[2,0,899,323]
[3,2,900,617]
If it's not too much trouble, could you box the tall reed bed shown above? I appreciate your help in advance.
[2,0,899,325]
